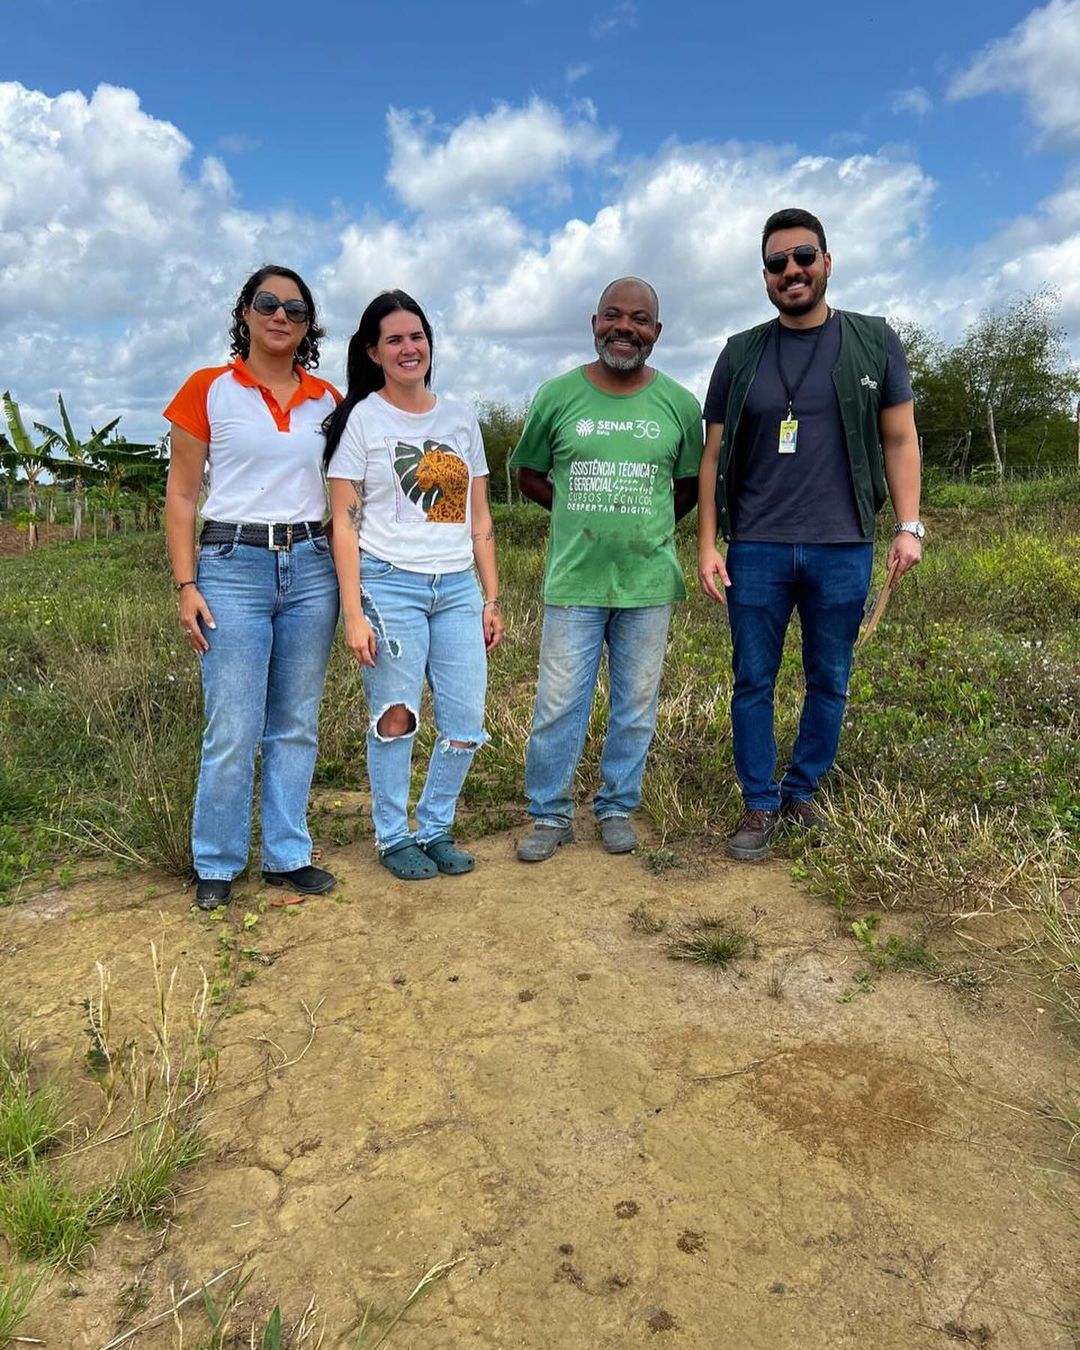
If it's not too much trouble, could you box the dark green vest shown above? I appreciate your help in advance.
[714,309,889,541]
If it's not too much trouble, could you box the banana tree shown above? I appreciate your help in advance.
[1,391,59,549]
[89,436,162,534]
[35,393,120,542]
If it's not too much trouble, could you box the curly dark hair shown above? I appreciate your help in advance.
[228,264,325,369]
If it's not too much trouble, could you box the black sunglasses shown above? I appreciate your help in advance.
[764,245,822,275]
[251,290,311,324]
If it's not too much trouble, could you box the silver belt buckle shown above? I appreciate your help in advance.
[268,523,292,551]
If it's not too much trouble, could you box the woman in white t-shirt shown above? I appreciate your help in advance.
[165,265,341,910]
[325,290,504,880]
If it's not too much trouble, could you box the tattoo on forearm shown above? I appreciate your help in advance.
[347,481,363,535]
[471,526,495,543]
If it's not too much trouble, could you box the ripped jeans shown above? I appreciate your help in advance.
[359,552,489,851]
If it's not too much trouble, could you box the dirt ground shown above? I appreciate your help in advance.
[0,520,73,556]
[2,820,1078,1349]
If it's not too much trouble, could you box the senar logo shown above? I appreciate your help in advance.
[575,418,596,437]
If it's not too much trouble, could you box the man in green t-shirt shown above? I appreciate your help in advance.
[510,277,704,862]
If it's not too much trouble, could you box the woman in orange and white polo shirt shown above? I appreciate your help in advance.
[165,265,340,911]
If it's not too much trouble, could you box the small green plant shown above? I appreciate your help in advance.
[851,914,938,974]
[0,1264,40,1346]
[80,977,136,1105]
[199,1266,255,1347]
[352,1258,460,1348]
[642,847,680,875]
[627,902,665,934]
[838,970,877,1003]
[666,915,755,967]
[103,1116,205,1224]
[0,1037,63,1167]
[115,1276,152,1320]
[258,1305,282,1349]
[0,1157,101,1266]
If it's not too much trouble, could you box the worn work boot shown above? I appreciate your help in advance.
[195,878,233,911]
[727,809,779,862]
[516,823,574,863]
[262,865,336,894]
[598,816,637,854]
[780,798,827,834]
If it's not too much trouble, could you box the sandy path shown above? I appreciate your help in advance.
[3,826,1077,1348]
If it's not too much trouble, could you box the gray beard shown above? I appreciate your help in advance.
[595,334,652,372]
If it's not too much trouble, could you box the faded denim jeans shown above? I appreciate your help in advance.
[192,534,339,879]
[359,552,489,851]
[525,604,672,828]
[726,541,873,810]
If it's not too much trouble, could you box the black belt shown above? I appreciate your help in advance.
[200,519,325,551]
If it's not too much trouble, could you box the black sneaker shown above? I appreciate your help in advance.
[727,809,779,862]
[195,878,233,911]
[262,865,336,894]
[780,798,826,833]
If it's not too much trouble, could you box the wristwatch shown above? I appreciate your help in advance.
[894,520,925,539]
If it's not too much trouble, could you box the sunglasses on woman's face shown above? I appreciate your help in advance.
[251,290,311,323]
[763,245,822,275]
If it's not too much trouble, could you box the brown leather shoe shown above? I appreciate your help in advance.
[780,798,826,833]
[727,809,779,862]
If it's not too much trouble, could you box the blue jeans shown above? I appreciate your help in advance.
[192,534,339,879]
[726,541,873,810]
[359,554,488,851]
[525,604,672,827]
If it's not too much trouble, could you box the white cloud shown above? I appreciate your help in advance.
[948,0,1080,146]
[890,86,932,119]
[965,167,1080,343]
[590,0,637,38]
[385,100,617,210]
[566,62,592,86]
[2,80,1076,445]
[0,82,324,324]
[217,132,261,155]
[0,81,333,435]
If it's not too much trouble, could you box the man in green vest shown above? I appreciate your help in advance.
[511,277,703,862]
[697,208,923,861]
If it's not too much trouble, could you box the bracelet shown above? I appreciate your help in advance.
[483,598,500,607]
[175,580,195,592]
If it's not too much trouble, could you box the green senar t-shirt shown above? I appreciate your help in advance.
[510,367,704,607]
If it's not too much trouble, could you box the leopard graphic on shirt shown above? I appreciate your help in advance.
[391,438,469,523]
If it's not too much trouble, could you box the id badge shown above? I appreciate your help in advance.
[778,418,798,454]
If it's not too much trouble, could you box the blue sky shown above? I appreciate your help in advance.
[3,0,1078,440]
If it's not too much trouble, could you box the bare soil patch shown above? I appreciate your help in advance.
[0,520,72,556]
[2,825,1076,1347]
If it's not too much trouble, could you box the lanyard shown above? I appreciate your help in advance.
[773,309,831,418]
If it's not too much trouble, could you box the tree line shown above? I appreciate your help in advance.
[888,289,1077,476]
[3,289,1077,545]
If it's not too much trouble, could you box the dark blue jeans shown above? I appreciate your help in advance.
[726,542,873,811]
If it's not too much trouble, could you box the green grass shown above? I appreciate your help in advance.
[102,1117,206,1224]
[0,1264,40,1348]
[0,1033,64,1169]
[627,902,666,934]
[0,1157,101,1266]
[0,1079,63,1169]
[666,915,755,967]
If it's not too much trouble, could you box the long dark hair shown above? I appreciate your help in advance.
[228,264,325,369]
[322,290,434,466]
